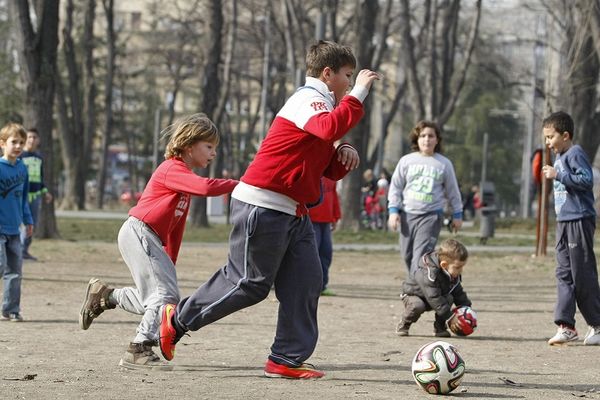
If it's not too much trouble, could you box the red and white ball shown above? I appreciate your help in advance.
[450,306,478,336]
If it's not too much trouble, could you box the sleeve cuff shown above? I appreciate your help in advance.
[348,85,369,103]
[389,206,400,214]
[452,211,463,220]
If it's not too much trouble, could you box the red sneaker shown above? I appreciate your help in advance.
[264,359,325,379]
[159,304,179,361]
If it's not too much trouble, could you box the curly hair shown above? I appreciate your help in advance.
[163,113,219,159]
[409,120,442,153]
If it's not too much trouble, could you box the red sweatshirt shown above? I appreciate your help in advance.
[309,178,341,223]
[238,77,365,214]
[129,158,238,264]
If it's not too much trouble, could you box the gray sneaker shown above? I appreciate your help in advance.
[548,325,578,345]
[79,278,116,330]
[583,326,600,345]
[119,341,173,371]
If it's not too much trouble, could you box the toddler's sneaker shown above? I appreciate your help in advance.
[395,321,411,336]
[548,325,578,345]
[264,359,325,379]
[434,329,451,338]
[159,304,184,361]
[1,312,23,322]
[583,326,600,346]
[119,340,173,371]
[79,278,116,330]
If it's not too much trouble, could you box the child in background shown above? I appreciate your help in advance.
[0,123,33,322]
[20,128,52,261]
[387,120,463,274]
[541,111,600,346]
[309,177,341,296]
[79,114,238,369]
[158,40,380,379]
[396,238,469,337]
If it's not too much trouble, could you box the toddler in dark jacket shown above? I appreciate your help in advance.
[396,238,471,337]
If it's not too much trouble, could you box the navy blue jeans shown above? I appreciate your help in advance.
[177,199,323,367]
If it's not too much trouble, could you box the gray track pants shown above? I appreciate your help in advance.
[400,211,443,273]
[113,217,180,343]
[176,198,323,367]
[554,217,600,327]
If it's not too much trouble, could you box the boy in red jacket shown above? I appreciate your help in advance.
[159,40,381,378]
[78,114,238,370]
[309,177,341,296]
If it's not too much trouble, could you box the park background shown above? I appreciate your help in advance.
[2,0,600,239]
[3,2,600,398]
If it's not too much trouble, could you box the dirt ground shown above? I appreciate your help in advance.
[1,239,599,400]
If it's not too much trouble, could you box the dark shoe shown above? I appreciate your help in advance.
[1,312,23,322]
[264,359,325,379]
[395,321,411,336]
[159,304,184,361]
[435,329,451,337]
[79,278,115,330]
[119,341,173,370]
[23,252,37,261]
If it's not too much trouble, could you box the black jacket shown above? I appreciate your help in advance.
[402,252,471,321]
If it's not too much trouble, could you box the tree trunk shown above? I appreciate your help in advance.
[96,0,116,209]
[57,0,86,210]
[191,0,223,227]
[11,0,60,238]
[82,0,97,209]
[339,0,378,230]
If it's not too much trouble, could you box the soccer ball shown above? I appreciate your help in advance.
[411,341,465,395]
[450,306,478,336]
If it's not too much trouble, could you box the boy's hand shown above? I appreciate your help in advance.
[542,165,557,179]
[26,224,34,238]
[388,213,400,231]
[451,218,463,233]
[448,314,462,332]
[354,69,382,90]
[337,146,359,170]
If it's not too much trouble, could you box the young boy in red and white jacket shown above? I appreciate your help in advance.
[159,40,381,378]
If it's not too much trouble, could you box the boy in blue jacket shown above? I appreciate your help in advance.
[0,123,33,322]
[542,111,600,346]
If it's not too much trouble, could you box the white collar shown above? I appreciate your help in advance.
[304,77,336,105]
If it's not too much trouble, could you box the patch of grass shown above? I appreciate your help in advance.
[57,217,232,243]
[54,216,580,248]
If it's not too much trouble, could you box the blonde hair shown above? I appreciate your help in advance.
[163,113,219,159]
[438,238,468,263]
[0,122,27,142]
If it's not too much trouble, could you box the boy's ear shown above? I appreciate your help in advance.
[439,259,448,269]
[563,131,572,141]
[321,66,332,81]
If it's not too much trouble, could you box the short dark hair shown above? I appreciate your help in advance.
[409,120,443,153]
[438,238,469,263]
[27,127,39,135]
[543,111,574,139]
[305,40,356,78]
